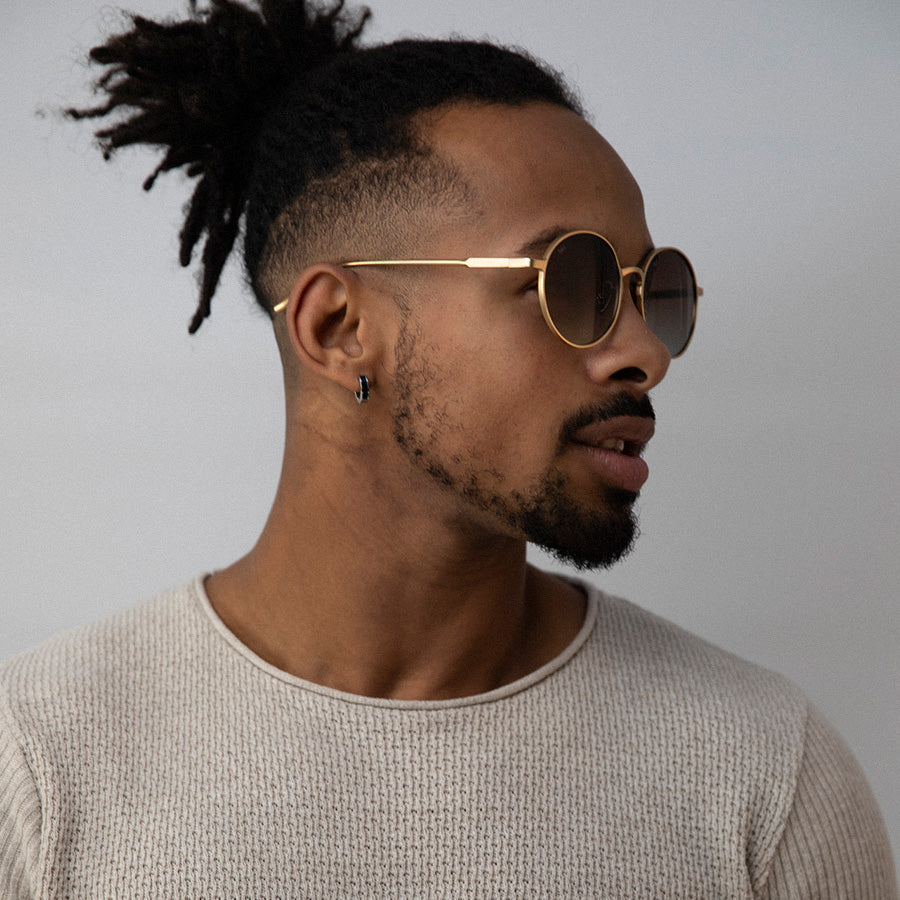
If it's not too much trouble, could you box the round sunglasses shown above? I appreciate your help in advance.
[274,231,702,357]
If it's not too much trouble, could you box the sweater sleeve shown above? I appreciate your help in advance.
[0,686,43,900]
[758,703,898,899]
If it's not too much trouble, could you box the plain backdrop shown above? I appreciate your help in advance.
[2,0,898,858]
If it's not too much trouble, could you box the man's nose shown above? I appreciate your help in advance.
[583,287,671,389]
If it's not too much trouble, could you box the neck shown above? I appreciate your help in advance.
[206,415,585,700]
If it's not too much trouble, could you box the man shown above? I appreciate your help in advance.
[1,0,896,896]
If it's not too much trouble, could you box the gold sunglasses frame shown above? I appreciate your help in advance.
[273,230,702,357]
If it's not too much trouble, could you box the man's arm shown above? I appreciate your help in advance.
[0,686,43,900]
[758,703,898,898]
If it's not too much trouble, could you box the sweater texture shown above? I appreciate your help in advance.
[1,577,896,898]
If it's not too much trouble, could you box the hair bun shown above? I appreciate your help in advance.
[68,0,370,332]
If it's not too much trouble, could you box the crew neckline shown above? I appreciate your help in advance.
[190,575,599,710]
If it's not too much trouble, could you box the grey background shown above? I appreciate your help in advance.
[2,0,898,856]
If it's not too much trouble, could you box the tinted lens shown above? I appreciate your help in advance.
[543,233,620,346]
[643,248,696,356]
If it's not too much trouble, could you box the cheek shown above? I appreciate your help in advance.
[397,285,576,469]
[442,343,570,471]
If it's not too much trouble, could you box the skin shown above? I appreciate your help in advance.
[206,101,670,700]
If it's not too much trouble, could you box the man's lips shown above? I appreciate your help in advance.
[569,416,655,455]
[568,415,655,492]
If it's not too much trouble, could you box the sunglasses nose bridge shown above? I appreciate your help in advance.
[620,266,645,318]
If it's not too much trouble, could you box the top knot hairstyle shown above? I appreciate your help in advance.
[68,0,581,333]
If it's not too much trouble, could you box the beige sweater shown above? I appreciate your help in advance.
[1,577,896,898]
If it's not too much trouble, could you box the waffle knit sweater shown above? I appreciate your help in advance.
[1,577,896,898]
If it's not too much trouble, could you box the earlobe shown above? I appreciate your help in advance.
[283,265,377,395]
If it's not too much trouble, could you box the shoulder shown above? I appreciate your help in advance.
[573,586,806,880]
[0,580,207,740]
[563,585,812,807]
[579,585,809,725]
[0,580,201,895]
[0,581,202,676]
[573,584,897,896]
[0,580,210,829]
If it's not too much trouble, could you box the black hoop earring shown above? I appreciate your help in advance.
[355,375,370,404]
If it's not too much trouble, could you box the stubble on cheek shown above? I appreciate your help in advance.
[391,324,457,489]
[391,318,509,494]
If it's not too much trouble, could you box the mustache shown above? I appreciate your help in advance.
[556,393,655,451]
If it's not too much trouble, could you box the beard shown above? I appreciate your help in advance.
[510,471,639,570]
[390,321,651,571]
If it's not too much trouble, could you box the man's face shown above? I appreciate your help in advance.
[383,102,671,569]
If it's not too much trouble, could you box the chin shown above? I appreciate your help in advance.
[519,486,640,571]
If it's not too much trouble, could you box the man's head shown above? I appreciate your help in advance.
[70,0,678,569]
[271,98,670,569]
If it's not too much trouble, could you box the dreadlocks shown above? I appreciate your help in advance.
[68,0,581,333]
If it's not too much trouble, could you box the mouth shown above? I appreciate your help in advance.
[567,416,655,492]
[569,416,655,455]
[588,437,645,457]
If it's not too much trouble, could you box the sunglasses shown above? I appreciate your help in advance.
[274,231,702,357]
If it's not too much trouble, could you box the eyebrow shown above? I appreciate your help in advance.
[514,226,571,258]
[514,226,656,263]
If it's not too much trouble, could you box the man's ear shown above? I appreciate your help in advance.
[281,264,380,395]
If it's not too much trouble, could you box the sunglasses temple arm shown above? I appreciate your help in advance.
[274,257,544,312]
[463,257,537,269]
[343,257,538,269]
